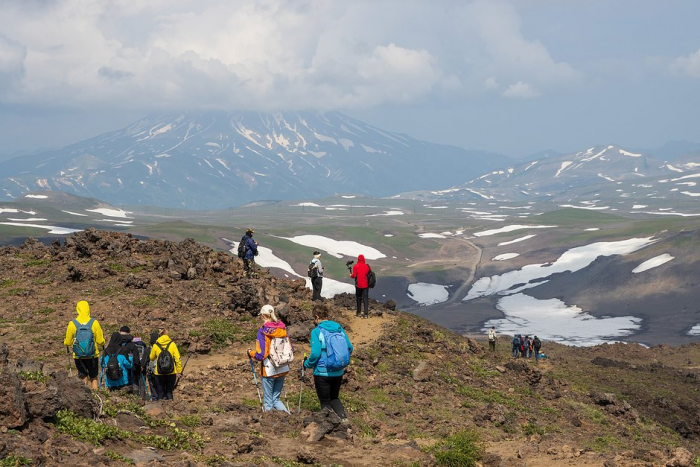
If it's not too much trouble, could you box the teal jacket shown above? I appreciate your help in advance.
[304,320,353,377]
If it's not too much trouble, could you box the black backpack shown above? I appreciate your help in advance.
[367,270,376,289]
[533,337,541,348]
[308,261,318,278]
[156,342,175,374]
[134,340,149,370]
[106,353,122,381]
[237,236,248,259]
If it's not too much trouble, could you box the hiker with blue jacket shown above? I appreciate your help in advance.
[102,331,133,391]
[242,228,259,278]
[303,308,353,420]
[63,300,105,390]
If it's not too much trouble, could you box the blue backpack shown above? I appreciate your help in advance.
[320,328,351,371]
[72,318,96,358]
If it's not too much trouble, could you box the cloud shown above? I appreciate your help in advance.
[671,48,700,78]
[502,81,540,99]
[0,0,580,111]
[0,33,26,96]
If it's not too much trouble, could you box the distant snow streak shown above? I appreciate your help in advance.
[632,254,674,273]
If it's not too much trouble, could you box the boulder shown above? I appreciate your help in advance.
[0,371,26,428]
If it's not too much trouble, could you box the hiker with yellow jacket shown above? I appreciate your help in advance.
[149,329,182,401]
[63,300,105,390]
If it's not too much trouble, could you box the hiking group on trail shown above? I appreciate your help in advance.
[511,333,545,362]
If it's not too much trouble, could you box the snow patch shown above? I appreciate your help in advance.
[493,253,519,261]
[407,283,449,306]
[632,254,674,273]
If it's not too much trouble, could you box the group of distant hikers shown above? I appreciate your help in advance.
[237,228,377,317]
[487,326,547,363]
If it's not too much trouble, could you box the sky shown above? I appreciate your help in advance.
[1,0,699,158]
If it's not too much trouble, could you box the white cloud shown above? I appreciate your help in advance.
[502,81,540,99]
[671,48,700,78]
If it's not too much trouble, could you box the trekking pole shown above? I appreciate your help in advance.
[298,353,307,414]
[141,373,150,401]
[66,347,73,377]
[248,352,264,412]
[173,353,191,391]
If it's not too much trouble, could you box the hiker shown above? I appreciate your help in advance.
[523,335,532,358]
[309,250,324,301]
[487,326,497,352]
[149,329,182,401]
[102,331,133,391]
[519,335,526,358]
[349,254,371,318]
[247,304,291,413]
[147,331,160,400]
[533,335,542,363]
[118,325,141,394]
[303,307,353,420]
[64,300,105,390]
[242,228,259,278]
[511,335,520,358]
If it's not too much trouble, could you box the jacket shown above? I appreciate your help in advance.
[249,321,289,378]
[310,257,324,277]
[102,353,133,388]
[304,320,353,377]
[149,335,182,375]
[63,301,105,358]
[244,234,258,260]
[350,255,371,289]
[119,333,140,371]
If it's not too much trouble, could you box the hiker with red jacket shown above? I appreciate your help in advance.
[247,305,291,413]
[350,254,371,318]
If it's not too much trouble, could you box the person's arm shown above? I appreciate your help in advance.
[172,343,182,374]
[350,264,357,279]
[149,344,158,361]
[304,328,322,368]
[122,354,133,370]
[63,321,75,348]
[343,329,353,355]
[249,328,266,361]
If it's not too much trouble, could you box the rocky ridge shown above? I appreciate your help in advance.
[0,229,698,466]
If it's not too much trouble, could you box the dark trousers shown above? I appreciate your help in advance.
[489,340,496,351]
[355,287,369,316]
[155,374,177,400]
[311,277,323,300]
[243,258,255,277]
[148,372,159,400]
[313,374,346,419]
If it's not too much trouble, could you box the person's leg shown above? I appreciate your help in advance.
[355,288,362,316]
[312,277,321,301]
[86,358,100,390]
[361,288,369,317]
[313,375,333,411]
[261,376,274,411]
[149,373,160,401]
[327,376,347,419]
[272,376,290,413]
[164,374,176,400]
[155,375,167,400]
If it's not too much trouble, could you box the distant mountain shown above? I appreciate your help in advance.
[418,144,700,204]
[0,111,510,209]
[641,140,700,161]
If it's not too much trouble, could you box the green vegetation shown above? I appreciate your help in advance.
[533,208,626,226]
[36,307,55,315]
[0,455,33,466]
[202,317,256,348]
[427,430,484,467]
[104,451,134,464]
[107,262,125,272]
[132,295,159,307]
[587,435,620,453]
[457,386,523,410]
[23,258,51,267]
[179,414,201,428]
[17,370,48,384]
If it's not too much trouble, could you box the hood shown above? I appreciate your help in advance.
[357,255,365,264]
[106,332,123,354]
[156,335,172,347]
[150,331,160,346]
[75,300,91,321]
[119,333,134,345]
[318,320,343,333]
[262,321,287,337]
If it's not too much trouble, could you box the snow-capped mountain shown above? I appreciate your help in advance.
[0,111,509,209]
[422,144,700,204]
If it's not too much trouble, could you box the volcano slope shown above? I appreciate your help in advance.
[0,229,698,466]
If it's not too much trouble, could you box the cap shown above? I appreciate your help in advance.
[259,304,274,316]
[246,228,254,234]
[119,325,130,333]
[313,250,320,255]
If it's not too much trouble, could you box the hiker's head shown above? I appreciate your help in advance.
[313,250,321,259]
[246,228,254,236]
[149,330,159,345]
[314,308,330,322]
[76,300,90,318]
[106,331,122,351]
[119,325,131,335]
[491,326,495,330]
[259,304,278,323]
[357,254,365,263]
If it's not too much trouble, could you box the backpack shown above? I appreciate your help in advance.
[72,318,96,358]
[533,337,541,348]
[320,328,351,371]
[512,336,519,346]
[367,270,376,289]
[307,261,318,278]
[134,340,149,370]
[237,236,248,259]
[156,342,175,374]
[268,336,294,367]
[106,353,122,381]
